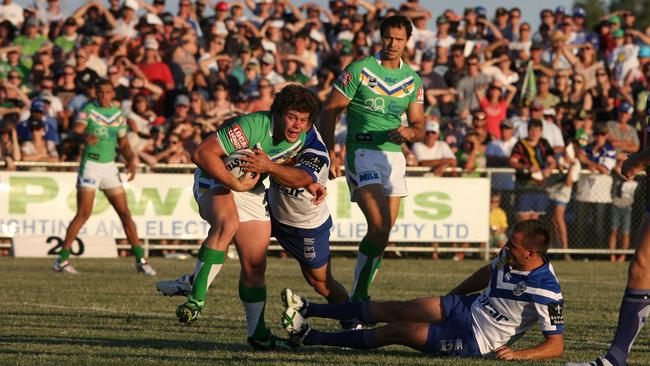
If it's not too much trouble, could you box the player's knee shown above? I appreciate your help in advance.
[116,208,132,222]
[368,220,391,240]
[307,277,330,297]
[211,217,238,241]
[629,255,650,282]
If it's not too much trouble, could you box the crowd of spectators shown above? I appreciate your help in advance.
[0,0,649,256]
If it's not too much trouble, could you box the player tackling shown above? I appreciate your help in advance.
[281,220,564,361]
[319,15,425,302]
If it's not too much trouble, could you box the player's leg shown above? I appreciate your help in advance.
[300,260,348,303]
[351,183,392,301]
[620,208,632,262]
[175,188,238,323]
[54,187,95,272]
[599,212,650,366]
[609,226,620,263]
[103,187,153,271]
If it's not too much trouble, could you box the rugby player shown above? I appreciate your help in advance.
[157,85,321,350]
[52,80,155,275]
[319,15,425,302]
[281,220,564,361]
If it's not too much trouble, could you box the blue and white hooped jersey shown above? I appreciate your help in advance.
[470,249,564,355]
[268,126,331,229]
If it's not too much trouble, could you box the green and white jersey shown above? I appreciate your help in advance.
[77,102,127,164]
[333,54,424,152]
[198,111,307,189]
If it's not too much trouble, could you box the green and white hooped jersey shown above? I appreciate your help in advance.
[333,54,424,153]
[196,111,307,191]
[77,102,127,164]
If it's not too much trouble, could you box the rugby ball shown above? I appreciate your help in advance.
[224,149,256,178]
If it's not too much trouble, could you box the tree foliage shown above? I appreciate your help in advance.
[609,0,650,30]
[573,0,607,32]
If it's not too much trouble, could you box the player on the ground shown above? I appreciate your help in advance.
[319,15,425,302]
[52,80,155,275]
[281,220,564,361]
[567,98,650,366]
[157,85,321,350]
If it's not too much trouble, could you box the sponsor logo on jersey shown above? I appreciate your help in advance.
[479,297,509,322]
[416,86,424,103]
[513,281,527,296]
[363,97,385,113]
[338,70,352,87]
[300,155,326,172]
[547,302,564,325]
[359,171,380,182]
[355,133,373,142]
[303,237,316,260]
[227,125,248,150]
[81,177,96,185]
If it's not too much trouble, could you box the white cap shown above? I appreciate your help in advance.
[309,30,325,43]
[425,121,440,134]
[543,108,556,116]
[146,13,163,26]
[261,53,275,65]
[124,0,139,10]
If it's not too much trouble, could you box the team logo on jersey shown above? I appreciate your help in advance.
[360,68,414,98]
[227,125,248,150]
[300,155,326,172]
[547,302,564,325]
[364,97,385,113]
[338,70,352,87]
[416,86,424,103]
[513,281,527,296]
[368,77,378,87]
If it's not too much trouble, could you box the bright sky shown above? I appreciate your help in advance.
[16,0,576,31]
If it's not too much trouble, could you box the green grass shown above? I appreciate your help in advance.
[0,256,649,365]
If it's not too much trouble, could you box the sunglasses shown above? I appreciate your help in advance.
[8,74,20,79]
[597,73,607,76]
[170,140,180,144]
[468,62,478,66]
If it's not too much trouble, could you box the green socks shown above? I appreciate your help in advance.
[132,246,145,263]
[57,248,71,262]
[351,238,384,301]
[188,246,226,306]
[239,284,271,340]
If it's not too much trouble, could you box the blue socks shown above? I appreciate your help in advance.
[305,300,374,324]
[605,288,650,366]
[304,328,379,349]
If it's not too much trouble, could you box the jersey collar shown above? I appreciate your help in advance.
[374,52,403,69]
[269,112,275,137]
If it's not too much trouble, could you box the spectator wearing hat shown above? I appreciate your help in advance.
[509,119,556,222]
[17,99,59,144]
[112,0,139,39]
[411,120,456,176]
[53,18,80,55]
[409,12,435,51]
[487,119,518,167]
[607,101,640,155]
[12,16,48,69]
[419,49,453,111]
[259,52,284,86]
[493,7,512,41]
[0,46,27,82]
[138,37,174,91]
[20,119,58,162]
[540,30,572,71]
[165,94,191,134]
[433,15,455,50]
[72,1,116,37]
[527,41,556,78]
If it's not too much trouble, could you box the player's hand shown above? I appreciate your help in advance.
[86,133,98,146]
[240,148,274,174]
[388,126,414,144]
[494,346,516,360]
[307,182,327,205]
[232,171,259,192]
[126,160,137,181]
[329,151,342,179]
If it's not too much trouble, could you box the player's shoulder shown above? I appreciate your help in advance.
[527,262,563,301]
[346,56,375,73]
[401,61,422,81]
[235,110,272,125]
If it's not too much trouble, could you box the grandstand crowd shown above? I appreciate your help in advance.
[0,0,647,258]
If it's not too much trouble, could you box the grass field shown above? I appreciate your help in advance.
[1,256,649,365]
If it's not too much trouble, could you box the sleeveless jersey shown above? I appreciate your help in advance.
[268,127,330,228]
[333,54,424,152]
[77,102,127,164]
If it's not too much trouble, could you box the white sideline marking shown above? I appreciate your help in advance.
[1,302,244,321]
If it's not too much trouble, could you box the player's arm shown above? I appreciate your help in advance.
[447,264,492,295]
[117,134,138,181]
[241,148,315,188]
[192,136,258,192]
[319,88,351,178]
[622,145,650,179]
[495,334,564,360]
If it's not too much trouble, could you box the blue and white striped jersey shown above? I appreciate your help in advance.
[471,249,564,354]
[268,126,331,229]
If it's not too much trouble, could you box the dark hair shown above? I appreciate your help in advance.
[270,85,321,124]
[379,15,412,40]
[96,79,113,90]
[512,219,550,254]
[528,119,543,130]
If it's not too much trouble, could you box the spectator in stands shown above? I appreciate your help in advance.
[246,78,274,113]
[607,102,640,155]
[54,18,80,55]
[609,155,638,262]
[17,99,59,145]
[411,120,457,176]
[456,130,486,176]
[12,16,48,69]
[456,54,490,118]
[590,67,617,123]
[155,132,190,164]
[486,119,518,166]
[0,0,23,28]
[575,123,616,251]
[477,81,516,139]
[138,37,174,91]
[510,119,557,221]
[0,122,19,169]
[489,191,508,248]
[515,100,565,154]
[20,119,58,162]
[165,94,191,135]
